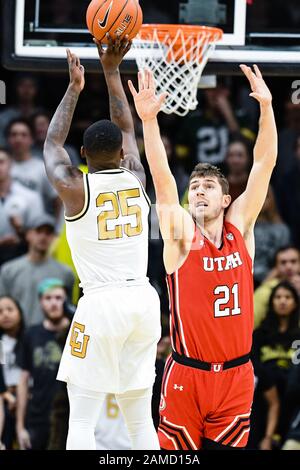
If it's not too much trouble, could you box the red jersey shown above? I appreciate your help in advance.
[167,221,253,362]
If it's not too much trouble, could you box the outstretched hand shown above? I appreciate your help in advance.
[67,49,85,93]
[128,70,168,122]
[240,64,272,106]
[94,33,132,73]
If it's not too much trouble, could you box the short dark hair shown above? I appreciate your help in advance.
[189,163,229,195]
[83,120,122,160]
[5,118,33,138]
[274,245,300,265]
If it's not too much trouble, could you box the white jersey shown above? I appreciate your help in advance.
[65,168,151,293]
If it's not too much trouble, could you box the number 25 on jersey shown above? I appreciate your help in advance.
[96,189,143,240]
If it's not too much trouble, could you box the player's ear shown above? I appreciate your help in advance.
[120,148,124,160]
[81,146,86,159]
[223,194,231,209]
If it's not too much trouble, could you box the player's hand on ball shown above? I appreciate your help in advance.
[240,64,272,106]
[94,33,132,73]
[128,70,168,121]
[67,49,85,93]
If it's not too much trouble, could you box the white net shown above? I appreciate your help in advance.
[132,26,222,117]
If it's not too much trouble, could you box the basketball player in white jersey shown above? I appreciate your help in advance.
[43,36,161,450]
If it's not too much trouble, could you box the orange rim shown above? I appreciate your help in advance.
[138,24,223,44]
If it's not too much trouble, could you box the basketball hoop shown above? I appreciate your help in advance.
[132,24,223,116]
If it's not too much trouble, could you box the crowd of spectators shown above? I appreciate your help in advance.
[0,64,299,450]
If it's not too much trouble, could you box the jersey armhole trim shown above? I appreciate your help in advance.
[121,166,151,208]
[65,173,90,222]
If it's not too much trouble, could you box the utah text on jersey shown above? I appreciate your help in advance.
[203,252,243,271]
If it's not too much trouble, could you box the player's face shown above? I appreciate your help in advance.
[40,287,66,323]
[276,249,300,279]
[272,287,297,317]
[188,177,231,223]
[0,297,21,333]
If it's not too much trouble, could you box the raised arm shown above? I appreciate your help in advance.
[227,65,277,240]
[44,50,85,202]
[129,70,194,273]
[94,34,145,184]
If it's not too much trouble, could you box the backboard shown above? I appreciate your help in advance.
[2,0,300,75]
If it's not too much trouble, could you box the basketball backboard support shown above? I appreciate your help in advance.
[2,0,300,75]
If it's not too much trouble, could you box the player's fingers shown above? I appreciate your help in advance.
[128,80,138,97]
[115,32,121,50]
[138,71,144,91]
[123,41,132,56]
[76,56,80,68]
[106,33,114,51]
[66,49,71,62]
[80,65,85,74]
[148,70,155,90]
[93,38,104,54]
[253,64,262,78]
[158,92,168,106]
[249,92,260,101]
[144,69,150,89]
[240,64,255,88]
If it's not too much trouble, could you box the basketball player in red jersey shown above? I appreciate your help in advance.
[129,65,277,450]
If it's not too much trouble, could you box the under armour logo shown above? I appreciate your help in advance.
[174,384,184,391]
[226,233,234,240]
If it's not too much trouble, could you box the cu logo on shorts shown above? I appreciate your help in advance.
[70,322,90,359]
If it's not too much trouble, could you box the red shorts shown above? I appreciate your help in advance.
[158,355,254,450]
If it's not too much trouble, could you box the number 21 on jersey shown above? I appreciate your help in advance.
[96,188,143,240]
[214,283,241,317]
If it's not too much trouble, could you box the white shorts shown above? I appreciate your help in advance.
[57,283,161,394]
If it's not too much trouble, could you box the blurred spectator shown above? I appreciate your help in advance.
[252,281,300,444]
[6,118,61,219]
[31,112,81,165]
[282,360,300,450]
[0,296,24,449]
[0,147,45,266]
[225,138,251,202]
[175,84,253,172]
[0,215,75,326]
[254,246,300,329]
[247,368,280,450]
[0,75,41,146]
[16,279,70,450]
[277,134,300,248]
[254,186,291,287]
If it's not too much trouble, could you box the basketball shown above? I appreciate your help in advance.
[86,0,143,44]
